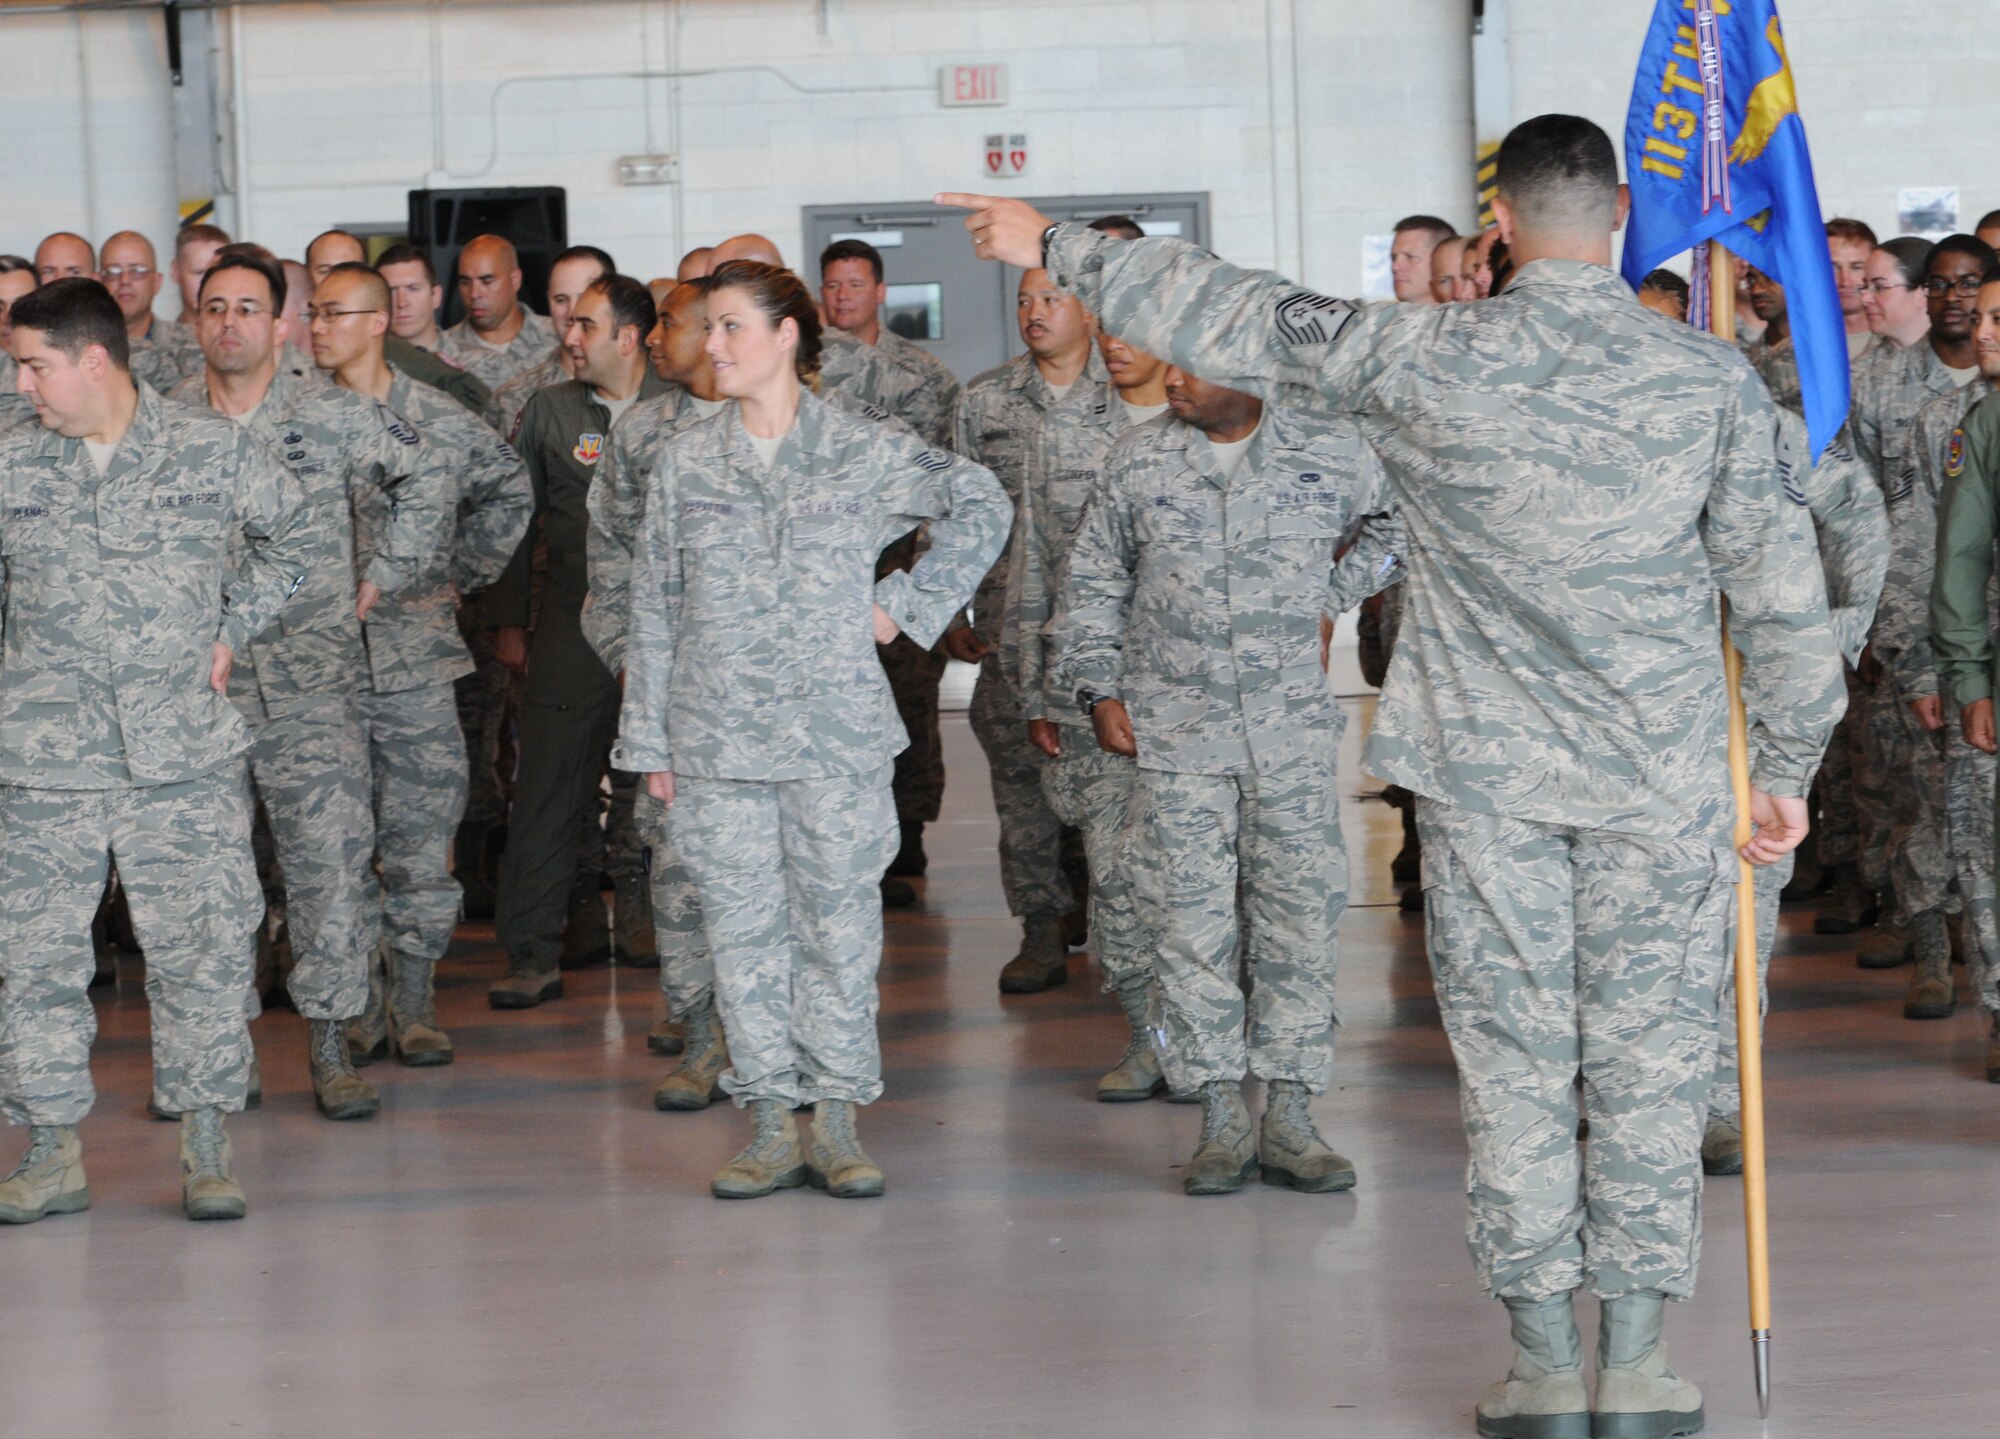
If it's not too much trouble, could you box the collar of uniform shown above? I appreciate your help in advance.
[720,385,829,466]
[50,379,166,479]
[1501,258,1632,299]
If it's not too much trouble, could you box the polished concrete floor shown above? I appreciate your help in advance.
[10,696,2000,1438]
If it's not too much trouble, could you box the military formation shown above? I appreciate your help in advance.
[7,105,2000,1439]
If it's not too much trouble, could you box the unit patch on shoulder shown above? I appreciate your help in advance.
[574,433,605,465]
[1946,426,1967,479]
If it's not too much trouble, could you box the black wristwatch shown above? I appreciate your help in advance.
[1077,688,1109,717]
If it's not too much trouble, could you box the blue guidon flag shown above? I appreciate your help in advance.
[1620,0,1848,460]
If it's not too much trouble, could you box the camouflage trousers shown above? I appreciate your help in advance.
[880,634,947,826]
[454,594,512,829]
[1818,667,1893,889]
[360,683,467,967]
[1944,697,2000,1014]
[1710,853,1792,1125]
[669,764,898,1108]
[1415,797,1736,1302]
[968,658,1073,918]
[0,772,261,1126]
[634,789,711,1017]
[244,697,375,1021]
[1040,737,1146,993]
[1127,749,1345,1093]
[1884,679,1955,922]
[494,653,645,966]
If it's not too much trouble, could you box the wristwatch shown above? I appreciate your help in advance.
[1041,222,1062,271]
[1077,688,1109,717]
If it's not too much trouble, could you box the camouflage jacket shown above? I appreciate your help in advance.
[356,373,532,693]
[1928,391,2000,706]
[1851,335,1962,493]
[0,355,33,431]
[1876,380,1995,699]
[487,346,568,440]
[129,316,195,396]
[0,383,309,788]
[385,335,493,417]
[170,365,454,713]
[1771,409,1886,670]
[955,350,1109,650]
[582,384,727,673]
[1746,333,1800,413]
[441,309,558,391]
[611,390,1009,780]
[1043,225,1842,836]
[1051,406,1400,773]
[874,329,962,449]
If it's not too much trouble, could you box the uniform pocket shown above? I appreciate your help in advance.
[0,672,80,768]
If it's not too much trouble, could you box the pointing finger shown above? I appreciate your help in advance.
[933,193,996,211]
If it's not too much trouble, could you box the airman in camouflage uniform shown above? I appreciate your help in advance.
[130,318,205,397]
[172,277,453,1116]
[956,312,1106,986]
[0,353,33,430]
[386,335,492,418]
[1053,386,1399,1195]
[950,115,1843,1425]
[1932,389,2000,1082]
[613,387,1007,1197]
[0,281,312,1222]
[313,264,534,1065]
[1708,411,1888,1172]
[1002,339,1172,1098]
[441,308,557,393]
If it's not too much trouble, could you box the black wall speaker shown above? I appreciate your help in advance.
[406,185,568,327]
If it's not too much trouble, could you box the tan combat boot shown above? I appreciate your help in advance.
[1259,1079,1357,1192]
[0,1126,88,1224]
[1476,1295,1590,1439]
[560,878,611,969]
[488,951,563,1009]
[647,1016,686,1056]
[1097,980,1166,1102]
[613,875,658,968]
[711,1100,806,1199]
[1183,1081,1255,1195]
[1592,1294,1703,1439]
[389,952,453,1066]
[654,999,729,1111]
[180,1108,247,1221]
[997,912,1069,993]
[806,1099,885,1198]
[308,1019,380,1120]
[1903,909,1956,1019]
[1856,914,1912,969]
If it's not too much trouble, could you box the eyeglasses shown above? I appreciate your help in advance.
[102,265,154,281]
[304,307,382,323]
[1860,280,1915,295]
[201,299,270,320]
[1925,275,1986,297]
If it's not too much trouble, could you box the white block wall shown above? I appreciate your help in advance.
[0,0,1476,310]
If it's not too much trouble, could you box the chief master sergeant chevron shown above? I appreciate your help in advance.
[946,111,1845,1439]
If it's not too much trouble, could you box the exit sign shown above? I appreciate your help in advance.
[940,63,1008,107]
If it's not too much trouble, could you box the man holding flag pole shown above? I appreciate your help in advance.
[942,87,1841,1439]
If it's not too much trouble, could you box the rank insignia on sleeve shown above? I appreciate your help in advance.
[574,433,605,465]
[1946,427,1967,479]
[915,450,951,473]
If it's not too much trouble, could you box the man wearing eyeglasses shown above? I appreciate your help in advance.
[1849,234,1998,983]
[310,262,532,1068]
[103,232,189,397]
[169,249,452,1121]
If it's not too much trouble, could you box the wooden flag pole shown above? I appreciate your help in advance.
[1710,237,1774,1418]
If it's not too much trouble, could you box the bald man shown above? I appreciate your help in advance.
[306,230,365,286]
[440,235,556,390]
[101,231,181,393]
[33,232,94,285]
[676,246,714,282]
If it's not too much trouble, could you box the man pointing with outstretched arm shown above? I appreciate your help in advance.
[945,113,1844,1439]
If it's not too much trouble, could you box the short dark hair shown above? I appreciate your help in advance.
[175,222,231,260]
[1825,217,1877,248]
[1928,233,1999,277]
[1494,114,1619,232]
[819,238,884,284]
[10,277,130,370]
[375,242,437,285]
[1978,210,2000,234]
[1639,268,1690,305]
[201,251,287,311]
[1394,214,1458,242]
[321,261,390,311]
[1088,215,1145,240]
[553,244,617,277]
[1878,236,1933,290]
[1982,265,2000,289]
[587,273,658,341]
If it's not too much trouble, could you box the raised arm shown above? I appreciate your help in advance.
[875,442,1011,650]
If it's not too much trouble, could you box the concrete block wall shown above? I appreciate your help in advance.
[0,0,1475,308]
